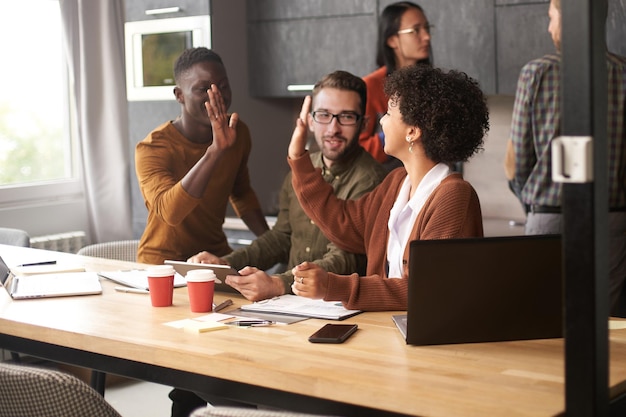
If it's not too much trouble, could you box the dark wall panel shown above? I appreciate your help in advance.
[496,2,554,95]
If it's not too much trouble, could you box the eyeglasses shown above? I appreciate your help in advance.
[310,111,362,126]
[397,23,433,36]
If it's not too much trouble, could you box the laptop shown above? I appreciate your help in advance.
[0,255,102,299]
[394,235,563,345]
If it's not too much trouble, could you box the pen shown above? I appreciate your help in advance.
[114,286,149,294]
[226,320,274,327]
[17,260,57,267]
[213,299,233,312]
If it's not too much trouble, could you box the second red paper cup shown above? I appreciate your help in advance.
[186,269,216,313]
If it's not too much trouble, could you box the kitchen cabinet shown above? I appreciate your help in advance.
[246,0,378,97]
[410,0,498,94]
[251,0,625,97]
[126,0,210,22]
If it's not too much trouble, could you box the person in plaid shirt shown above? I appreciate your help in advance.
[505,0,626,315]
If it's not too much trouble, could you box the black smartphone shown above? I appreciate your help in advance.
[308,323,358,344]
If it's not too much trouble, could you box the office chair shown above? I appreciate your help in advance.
[0,227,30,248]
[77,240,139,262]
[191,407,341,417]
[0,362,122,417]
[75,239,140,394]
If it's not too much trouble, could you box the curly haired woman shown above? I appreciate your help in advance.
[287,65,489,311]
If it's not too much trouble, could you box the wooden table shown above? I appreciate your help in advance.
[1,244,626,416]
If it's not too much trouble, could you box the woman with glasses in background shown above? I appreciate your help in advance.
[360,1,433,170]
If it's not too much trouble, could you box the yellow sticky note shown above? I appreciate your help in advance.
[183,320,229,333]
[609,320,626,330]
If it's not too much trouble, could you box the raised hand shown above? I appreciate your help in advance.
[288,95,312,159]
[205,84,238,150]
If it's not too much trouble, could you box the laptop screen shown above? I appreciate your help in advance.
[405,235,563,345]
[0,256,12,287]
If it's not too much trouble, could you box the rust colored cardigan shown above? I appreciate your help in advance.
[289,154,483,311]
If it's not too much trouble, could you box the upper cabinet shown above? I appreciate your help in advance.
[411,0,499,94]
[126,0,210,22]
[246,0,378,97]
[248,0,626,97]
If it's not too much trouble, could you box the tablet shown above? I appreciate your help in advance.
[164,260,240,285]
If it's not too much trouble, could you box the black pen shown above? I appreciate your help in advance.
[226,320,274,327]
[17,260,57,267]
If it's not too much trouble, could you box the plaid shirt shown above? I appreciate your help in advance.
[511,52,626,208]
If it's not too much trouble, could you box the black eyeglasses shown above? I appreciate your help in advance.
[310,111,362,126]
[397,23,434,36]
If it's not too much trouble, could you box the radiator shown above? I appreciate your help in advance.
[30,231,86,254]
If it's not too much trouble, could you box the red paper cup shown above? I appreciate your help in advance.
[147,265,175,307]
[186,269,216,313]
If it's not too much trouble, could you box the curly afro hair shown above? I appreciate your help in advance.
[174,47,224,84]
[384,64,489,164]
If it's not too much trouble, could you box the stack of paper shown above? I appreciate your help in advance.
[241,295,361,320]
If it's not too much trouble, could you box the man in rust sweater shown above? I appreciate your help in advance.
[135,48,268,265]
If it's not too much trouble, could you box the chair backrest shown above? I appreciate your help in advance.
[0,227,30,247]
[77,240,139,262]
[191,406,341,417]
[0,362,122,417]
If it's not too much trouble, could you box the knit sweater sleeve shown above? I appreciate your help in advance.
[135,125,201,226]
[288,153,390,254]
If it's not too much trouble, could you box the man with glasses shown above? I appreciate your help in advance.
[175,70,386,415]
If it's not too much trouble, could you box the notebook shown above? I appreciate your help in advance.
[395,235,563,345]
[98,269,187,291]
[241,294,362,320]
[0,256,102,299]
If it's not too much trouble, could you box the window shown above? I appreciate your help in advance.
[0,0,80,203]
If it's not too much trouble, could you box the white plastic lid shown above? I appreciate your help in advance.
[186,269,216,282]
[146,265,175,278]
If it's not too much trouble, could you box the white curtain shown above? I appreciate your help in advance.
[59,0,132,242]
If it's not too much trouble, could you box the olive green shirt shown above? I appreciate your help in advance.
[224,147,386,292]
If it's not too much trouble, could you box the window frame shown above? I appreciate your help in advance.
[0,0,83,208]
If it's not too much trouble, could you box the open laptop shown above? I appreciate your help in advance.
[394,235,563,345]
[0,255,102,299]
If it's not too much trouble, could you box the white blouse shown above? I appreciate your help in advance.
[386,163,452,278]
